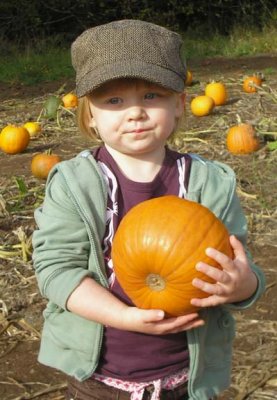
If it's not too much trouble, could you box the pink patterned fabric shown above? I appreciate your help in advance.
[93,368,189,400]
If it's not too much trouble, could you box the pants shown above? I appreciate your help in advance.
[66,376,189,400]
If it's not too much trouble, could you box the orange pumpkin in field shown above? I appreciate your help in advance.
[112,196,233,316]
[62,93,78,108]
[31,153,61,179]
[243,76,262,93]
[190,95,215,116]
[0,125,30,154]
[226,123,260,155]
[24,121,42,138]
[205,81,227,106]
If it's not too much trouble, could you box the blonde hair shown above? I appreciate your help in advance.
[77,95,102,143]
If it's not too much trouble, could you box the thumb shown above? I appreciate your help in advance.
[140,309,165,322]
[230,235,247,260]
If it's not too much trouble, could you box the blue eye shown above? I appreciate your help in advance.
[108,97,121,104]
[145,93,157,100]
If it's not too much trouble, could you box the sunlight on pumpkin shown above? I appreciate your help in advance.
[112,195,233,317]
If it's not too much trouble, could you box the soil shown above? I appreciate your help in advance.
[0,54,277,400]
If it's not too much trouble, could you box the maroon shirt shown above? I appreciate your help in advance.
[93,146,191,381]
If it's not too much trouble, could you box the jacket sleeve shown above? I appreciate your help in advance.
[188,155,266,310]
[32,170,94,310]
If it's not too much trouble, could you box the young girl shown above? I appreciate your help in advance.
[32,20,265,400]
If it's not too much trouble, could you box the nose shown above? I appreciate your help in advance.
[126,106,147,121]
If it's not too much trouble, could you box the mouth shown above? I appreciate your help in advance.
[128,128,151,134]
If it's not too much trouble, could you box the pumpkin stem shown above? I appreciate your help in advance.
[146,274,166,291]
[236,114,242,124]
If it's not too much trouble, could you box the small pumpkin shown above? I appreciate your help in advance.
[31,153,61,179]
[24,121,42,138]
[243,76,262,93]
[190,95,215,116]
[185,70,193,86]
[62,93,78,108]
[226,123,260,155]
[0,125,30,154]
[112,196,233,317]
[205,81,227,106]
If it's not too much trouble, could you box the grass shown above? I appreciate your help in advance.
[0,39,72,85]
[182,23,277,59]
[0,24,276,86]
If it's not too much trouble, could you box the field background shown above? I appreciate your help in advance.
[0,54,276,400]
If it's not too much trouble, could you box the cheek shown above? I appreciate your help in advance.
[97,115,119,132]
[160,107,179,129]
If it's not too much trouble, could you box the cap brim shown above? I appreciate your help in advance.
[76,60,185,97]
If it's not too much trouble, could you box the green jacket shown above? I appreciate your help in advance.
[32,150,265,400]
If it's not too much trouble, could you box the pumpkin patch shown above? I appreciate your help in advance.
[112,195,233,316]
[0,54,276,400]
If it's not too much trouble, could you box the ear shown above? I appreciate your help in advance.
[175,92,186,118]
[89,117,97,129]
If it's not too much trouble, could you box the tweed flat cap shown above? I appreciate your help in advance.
[71,19,187,97]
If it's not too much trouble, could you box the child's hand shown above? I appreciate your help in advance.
[120,308,204,335]
[67,276,204,334]
[190,235,258,308]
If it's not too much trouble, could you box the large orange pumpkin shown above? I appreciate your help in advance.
[112,196,233,316]
[226,123,260,155]
[0,125,30,154]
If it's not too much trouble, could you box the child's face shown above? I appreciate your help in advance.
[88,79,185,156]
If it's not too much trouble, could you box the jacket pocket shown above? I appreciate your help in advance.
[42,301,100,356]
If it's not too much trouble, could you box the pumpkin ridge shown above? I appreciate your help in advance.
[159,207,221,277]
[112,196,233,316]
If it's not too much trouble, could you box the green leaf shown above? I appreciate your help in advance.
[14,177,28,195]
[267,141,277,151]
[44,95,62,119]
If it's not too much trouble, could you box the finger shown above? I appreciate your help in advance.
[159,312,200,326]
[185,318,205,330]
[229,235,248,261]
[195,262,231,284]
[205,247,234,272]
[191,295,225,308]
[192,277,226,296]
[159,314,205,334]
[169,318,205,333]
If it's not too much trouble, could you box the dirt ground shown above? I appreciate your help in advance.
[0,55,276,400]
